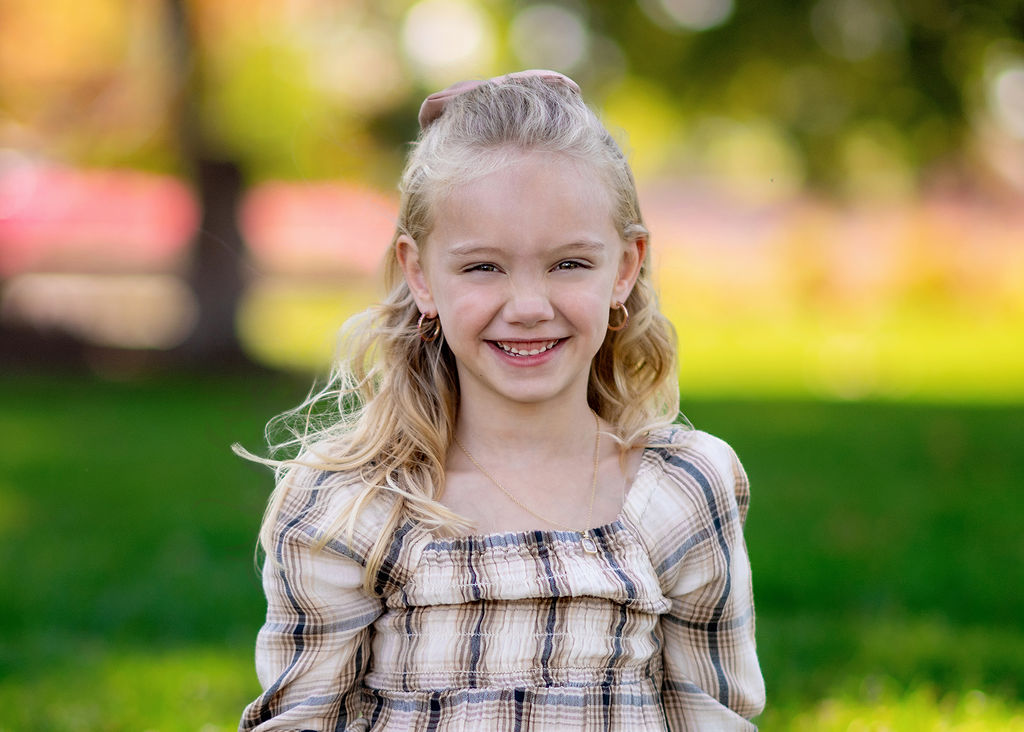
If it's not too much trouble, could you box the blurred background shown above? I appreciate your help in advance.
[0,0,1022,729]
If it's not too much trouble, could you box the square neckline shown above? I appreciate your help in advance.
[423,443,664,550]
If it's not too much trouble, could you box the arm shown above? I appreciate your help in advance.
[240,497,384,731]
[656,436,765,729]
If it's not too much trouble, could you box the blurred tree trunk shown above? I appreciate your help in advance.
[166,0,250,368]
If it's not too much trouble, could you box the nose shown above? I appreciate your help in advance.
[503,277,554,327]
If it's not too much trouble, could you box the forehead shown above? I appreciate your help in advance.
[427,151,618,248]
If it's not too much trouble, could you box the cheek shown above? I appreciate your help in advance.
[579,275,618,306]
[564,291,611,329]
[436,288,495,331]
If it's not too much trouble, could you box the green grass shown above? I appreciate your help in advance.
[0,371,1021,730]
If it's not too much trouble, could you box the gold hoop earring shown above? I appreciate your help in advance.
[607,302,629,332]
[417,312,441,342]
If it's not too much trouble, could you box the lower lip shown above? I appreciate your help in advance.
[489,339,563,365]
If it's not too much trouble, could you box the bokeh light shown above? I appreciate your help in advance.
[509,4,589,73]
[640,0,735,32]
[692,116,805,203]
[990,63,1024,139]
[810,0,904,61]
[601,77,686,179]
[239,181,396,277]
[310,24,407,112]
[973,41,1024,193]
[2,272,197,349]
[837,120,915,199]
[0,160,197,276]
[401,0,496,85]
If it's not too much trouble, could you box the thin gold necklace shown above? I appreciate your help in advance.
[453,411,602,554]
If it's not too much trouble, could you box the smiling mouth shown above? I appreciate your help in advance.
[494,339,561,357]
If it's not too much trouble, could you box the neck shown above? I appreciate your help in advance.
[455,394,597,456]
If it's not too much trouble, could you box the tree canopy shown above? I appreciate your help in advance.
[1,0,1022,198]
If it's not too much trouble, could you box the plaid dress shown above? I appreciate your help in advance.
[240,427,764,731]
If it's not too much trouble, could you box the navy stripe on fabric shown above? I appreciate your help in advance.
[602,603,629,718]
[402,606,415,693]
[597,527,633,731]
[334,643,363,731]
[655,527,711,577]
[311,470,331,487]
[368,688,385,727]
[541,597,559,686]
[321,534,365,564]
[258,489,320,723]
[374,520,414,596]
[467,601,486,687]
[465,537,485,686]
[425,691,442,732]
[534,531,561,686]
[662,605,753,631]
[597,526,638,602]
[260,607,380,635]
[466,536,482,601]
[513,687,526,732]
[663,679,710,696]
[661,450,734,708]
[270,692,343,720]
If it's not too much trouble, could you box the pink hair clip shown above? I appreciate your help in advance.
[417,69,582,129]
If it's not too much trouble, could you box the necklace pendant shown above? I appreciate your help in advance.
[580,530,599,555]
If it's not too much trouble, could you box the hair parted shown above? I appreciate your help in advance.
[239,74,681,593]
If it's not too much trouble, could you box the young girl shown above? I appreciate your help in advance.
[239,70,764,731]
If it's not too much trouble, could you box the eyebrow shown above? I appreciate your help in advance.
[446,240,607,258]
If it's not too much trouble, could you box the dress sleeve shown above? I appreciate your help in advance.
[647,432,766,729]
[239,474,386,732]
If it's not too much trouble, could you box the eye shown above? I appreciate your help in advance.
[463,263,500,273]
[554,259,589,271]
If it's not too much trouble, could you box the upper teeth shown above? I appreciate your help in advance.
[497,340,559,356]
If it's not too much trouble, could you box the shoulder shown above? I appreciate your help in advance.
[645,424,739,465]
[643,426,749,516]
[626,427,751,573]
[268,458,400,568]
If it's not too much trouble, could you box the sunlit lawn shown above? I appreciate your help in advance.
[237,283,1024,404]
[0,371,1021,730]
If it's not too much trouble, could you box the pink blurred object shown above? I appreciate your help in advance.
[0,163,198,276]
[240,181,398,277]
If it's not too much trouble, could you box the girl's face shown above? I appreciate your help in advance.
[398,151,645,414]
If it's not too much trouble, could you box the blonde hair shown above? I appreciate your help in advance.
[242,75,680,592]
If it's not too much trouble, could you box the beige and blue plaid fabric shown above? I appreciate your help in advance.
[240,428,764,731]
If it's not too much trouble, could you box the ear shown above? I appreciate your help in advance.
[612,235,646,305]
[395,234,436,315]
